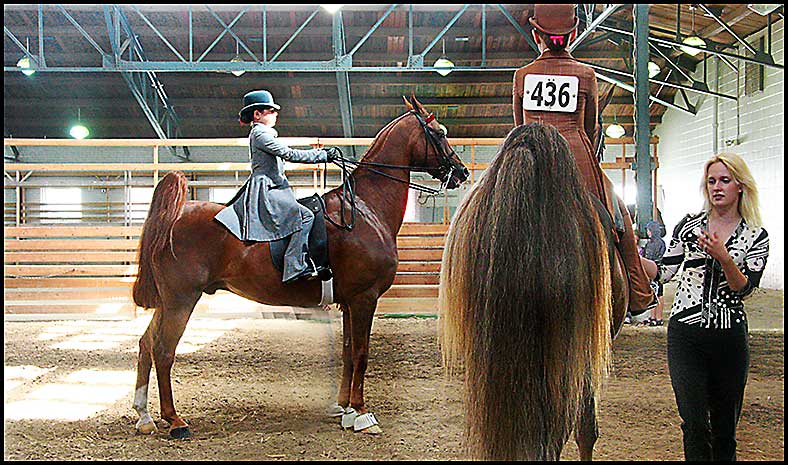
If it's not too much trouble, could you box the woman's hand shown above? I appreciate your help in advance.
[697,229,730,264]
[697,228,749,291]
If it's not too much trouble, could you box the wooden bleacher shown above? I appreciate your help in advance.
[3,223,447,316]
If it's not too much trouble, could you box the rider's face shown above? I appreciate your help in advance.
[254,108,279,127]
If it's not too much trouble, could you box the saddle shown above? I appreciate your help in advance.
[268,194,332,280]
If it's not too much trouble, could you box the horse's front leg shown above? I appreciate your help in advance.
[336,305,353,408]
[338,294,382,434]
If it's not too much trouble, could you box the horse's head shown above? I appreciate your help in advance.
[403,95,469,189]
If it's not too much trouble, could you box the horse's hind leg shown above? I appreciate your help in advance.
[155,297,199,439]
[133,309,162,435]
[575,381,599,461]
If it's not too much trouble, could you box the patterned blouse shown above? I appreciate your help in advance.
[656,211,769,329]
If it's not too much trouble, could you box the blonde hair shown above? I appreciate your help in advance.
[701,152,762,228]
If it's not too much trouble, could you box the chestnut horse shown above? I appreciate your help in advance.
[439,123,628,460]
[131,96,469,439]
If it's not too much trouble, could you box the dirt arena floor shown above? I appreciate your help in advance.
[4,285,783,461]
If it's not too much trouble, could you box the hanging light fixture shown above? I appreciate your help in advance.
[70,108,90,139]
[605,111,625,139]
[605,123,625,139]
[648,61,661,78]
[17,37,35,76]
[747,4,782,16]
[230,40,245,77]
[680,6,706,56]
[321,5,343,14]
[433,38,454,76]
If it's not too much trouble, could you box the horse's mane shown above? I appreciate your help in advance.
[356,111,412,164]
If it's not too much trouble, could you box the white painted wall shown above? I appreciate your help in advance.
[655,19,784,290]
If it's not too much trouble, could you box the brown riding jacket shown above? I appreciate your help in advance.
[513,49,605,203]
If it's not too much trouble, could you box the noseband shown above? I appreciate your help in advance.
[321,111,459,230]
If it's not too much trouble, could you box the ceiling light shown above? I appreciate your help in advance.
[229,41,245,77]
[433,38,454,76]
[321,5,343,14]
[605,123,625,139]
[17,56,35,76]
[17,37,35,76]
[70,124,90,140]
[747,4,782,15]
[70,108,90,139]
[433,57,454,76]
[680,6,706,56]
[648,61,660,78]
[230,55,245,77]
[680,36,707,56]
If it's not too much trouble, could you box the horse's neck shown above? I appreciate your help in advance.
[350,123,415,235]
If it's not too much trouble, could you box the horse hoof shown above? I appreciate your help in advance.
[359,424,383,435]
[353,412,381,434]
[169,426,192,440]
[136,420,157,435]
[326,403,346,418]
[341,408,358,429]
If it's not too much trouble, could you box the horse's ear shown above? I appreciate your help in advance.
[409,94,425,113]
[403,96,414,112]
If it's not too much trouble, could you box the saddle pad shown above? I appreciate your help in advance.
[268,194,330,275]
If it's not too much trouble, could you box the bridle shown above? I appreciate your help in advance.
[321,111,460,231]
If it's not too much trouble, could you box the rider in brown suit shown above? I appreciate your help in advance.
[513,4,656,314]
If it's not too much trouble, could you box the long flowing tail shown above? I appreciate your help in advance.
[439,124,612,460]
[132,171,188,309]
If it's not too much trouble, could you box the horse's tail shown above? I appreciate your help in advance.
[439,124,612,460]
[132,171,188,309]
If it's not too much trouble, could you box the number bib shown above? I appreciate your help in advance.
[522,74,579,113]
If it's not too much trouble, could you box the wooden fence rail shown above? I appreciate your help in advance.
[4,223,448,315]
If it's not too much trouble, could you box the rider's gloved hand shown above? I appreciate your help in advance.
[325,146,343,162]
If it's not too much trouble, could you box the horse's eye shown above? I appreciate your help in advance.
[438,123,448,137]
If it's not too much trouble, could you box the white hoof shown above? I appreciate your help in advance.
[354,412,382,434]
[326,403,346,418]
[341,408,358,429]
[136,418,157,435]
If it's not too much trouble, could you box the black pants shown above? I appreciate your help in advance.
[667,320,749,461]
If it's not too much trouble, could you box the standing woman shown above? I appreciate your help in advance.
[513,4,655,313]
[641,152,770,460]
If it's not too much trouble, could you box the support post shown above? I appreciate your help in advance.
[633,4,652,232]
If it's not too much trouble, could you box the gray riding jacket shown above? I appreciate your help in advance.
[214,123,328,241]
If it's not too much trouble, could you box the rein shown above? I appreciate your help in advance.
[320,111,455,231]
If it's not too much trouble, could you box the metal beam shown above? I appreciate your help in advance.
[334,11,354,138]
[589,61,736,101]
[109,6,188,160]
[633,4,653,230]
[569,4,622,52]
[347,4,398,57]
[270,8,319,62]
[588,65,698,115]
[696,4,758,56]
[648,35,782,70]
[496,4,539,53]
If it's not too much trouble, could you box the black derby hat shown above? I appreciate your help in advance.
[238,90,281,123]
